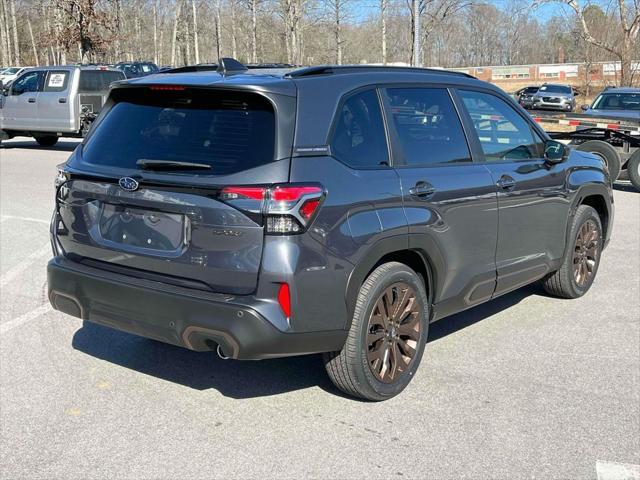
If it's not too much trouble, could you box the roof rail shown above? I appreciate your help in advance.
[246,63,296,69]
[285,65,476,79]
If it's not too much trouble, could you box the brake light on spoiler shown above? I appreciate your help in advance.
[219,184,325,235]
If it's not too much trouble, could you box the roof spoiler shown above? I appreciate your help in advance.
[217,58,248,76]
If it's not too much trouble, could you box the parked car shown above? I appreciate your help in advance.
[0,66,31,86]
[580,87,640,121]
[47,59,613,400]
[115,62,159,78]
[516,86,539,109]
[0,65,125,146]
[532,83,576,111]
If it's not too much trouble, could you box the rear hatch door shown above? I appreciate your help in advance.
[55,85,294,294]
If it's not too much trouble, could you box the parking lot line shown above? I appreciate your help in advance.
[0,304,52,335]
[0,243,51,289]
[0,215,50,225]
[596,461,640,480]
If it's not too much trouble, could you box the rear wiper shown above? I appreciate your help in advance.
[136,159,212,170]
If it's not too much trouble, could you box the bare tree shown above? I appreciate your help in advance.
[562,0,639,85]
[246,0,258,63]
[170,0,182,66]
[0,0,10,66]
[192,0,199,63]
[10,0,19,64]
[27,18,38,66]
[381,0,387,64]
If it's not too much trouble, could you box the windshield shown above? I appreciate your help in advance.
[81,88,276,176]
[539,85,572,94]
[591,93,640,111]
[3,68,20,75]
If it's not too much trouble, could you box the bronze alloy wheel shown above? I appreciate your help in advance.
[573,219,599,287]
[366,282,422,383]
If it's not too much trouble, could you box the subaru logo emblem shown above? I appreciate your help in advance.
[119,177,139,192]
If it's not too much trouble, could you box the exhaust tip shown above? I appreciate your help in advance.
[216,344,231,360]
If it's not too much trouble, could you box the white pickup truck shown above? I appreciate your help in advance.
[0,65,125,146]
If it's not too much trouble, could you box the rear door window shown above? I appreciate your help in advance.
[383,87,471,166]
[79,71,125,92]
[330,89,389,168]
[81,88,276,176]
[43,70,69,93]
[458,89,544,162]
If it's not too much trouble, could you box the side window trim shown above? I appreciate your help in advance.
[379,85,474,168]
[327,86,392,170]
[455,87,546,164]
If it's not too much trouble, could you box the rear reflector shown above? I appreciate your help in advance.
[278,283,291,319]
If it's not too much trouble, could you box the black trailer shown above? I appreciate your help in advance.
[530,111,640,190]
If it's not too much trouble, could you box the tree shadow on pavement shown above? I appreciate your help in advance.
[72,283,542,399]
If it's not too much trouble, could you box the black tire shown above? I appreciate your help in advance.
[627,150,640,191]
[323,262,429,401]
[34,135,59,147]
[576,140,621,182]
[542,205,603,299]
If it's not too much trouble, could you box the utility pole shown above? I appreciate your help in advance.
[412,0,420,67]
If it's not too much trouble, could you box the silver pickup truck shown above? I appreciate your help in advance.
[0,65,125,146]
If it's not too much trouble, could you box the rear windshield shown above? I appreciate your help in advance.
[79,71,125,92]
[81,88,276,175]
[539,85,572,94]
[592,93,640,111]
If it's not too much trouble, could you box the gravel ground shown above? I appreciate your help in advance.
[1,137,638,480]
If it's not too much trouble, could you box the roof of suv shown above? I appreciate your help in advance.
[122,64,487,97]
[599,87,640,94]
[119,63,509,147]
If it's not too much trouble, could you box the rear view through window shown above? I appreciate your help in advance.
[81,88,276,175]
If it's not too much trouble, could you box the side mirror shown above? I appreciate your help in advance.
[544,140,568,164]
[580,104,589,111]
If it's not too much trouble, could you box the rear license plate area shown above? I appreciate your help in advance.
[98,203,187,252]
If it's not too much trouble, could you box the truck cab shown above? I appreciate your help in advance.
[0,66,125,146]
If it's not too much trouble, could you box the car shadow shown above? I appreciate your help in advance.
[72,284,541,399]
[0,139,80,152]
[613,181,638,193]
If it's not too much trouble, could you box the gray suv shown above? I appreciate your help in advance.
[532,83,576,111]
[48,60,613,400]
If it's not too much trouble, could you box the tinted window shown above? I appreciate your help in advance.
[459,90,543,161]
[592,93,640,111]
[11,71,42,94]
[82,89,276,175]
[79,71,125,92]
[43,70,69,92]
[331,89,388,168]
[384,87,470,166]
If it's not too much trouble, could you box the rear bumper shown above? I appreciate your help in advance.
[47,257,347,360]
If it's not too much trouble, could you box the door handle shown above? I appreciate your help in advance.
[496,175,516,190]
[27,98,36,103]
[409,181,436,198]
[58,98,67,103]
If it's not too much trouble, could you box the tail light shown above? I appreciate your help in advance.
[219,184,325,235]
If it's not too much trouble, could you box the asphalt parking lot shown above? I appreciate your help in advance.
[1,137,638,480]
